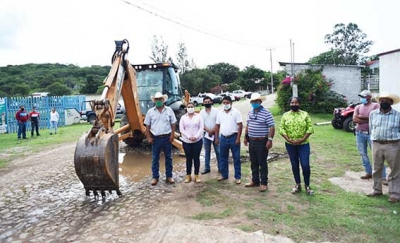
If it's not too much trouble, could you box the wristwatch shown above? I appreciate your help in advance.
[268,137,273,141]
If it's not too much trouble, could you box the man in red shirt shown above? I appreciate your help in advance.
[29,106,40,136]
[15,105,29,139]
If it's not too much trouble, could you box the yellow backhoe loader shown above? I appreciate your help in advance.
[74,40,187,197]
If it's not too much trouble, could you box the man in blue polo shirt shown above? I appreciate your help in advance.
[243,93,275,192]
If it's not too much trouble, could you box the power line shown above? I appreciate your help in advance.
[120,0,283,49]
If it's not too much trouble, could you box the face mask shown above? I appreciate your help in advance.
[204,104,212,108]
[360,97,367,104]
[251,103,261,109]
[380,102,391,110]
[187,108,195,114]
[155,101,163,108]
[21,108,24,111]
[290,105,300,112]
[223,104,231,111]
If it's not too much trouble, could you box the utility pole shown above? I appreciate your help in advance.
[267,48,275,93]
[290,39,298,97]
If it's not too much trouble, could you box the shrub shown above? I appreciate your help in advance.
[276,69,347,113]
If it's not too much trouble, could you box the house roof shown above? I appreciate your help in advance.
[378,48,400,57]
[365,60,379,66]
[278,62,364,68]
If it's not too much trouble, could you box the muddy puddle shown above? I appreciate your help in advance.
[119,152,186,181]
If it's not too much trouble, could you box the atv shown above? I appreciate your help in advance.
[331,103,359,132]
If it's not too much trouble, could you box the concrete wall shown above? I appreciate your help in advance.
[283,64,362,104]
[379,50,400,111]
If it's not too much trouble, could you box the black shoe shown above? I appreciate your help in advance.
[201,169,211,174]
[37,134,40,136]
[23,137,27,139]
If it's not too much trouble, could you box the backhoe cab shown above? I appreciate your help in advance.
[74,40,186,197]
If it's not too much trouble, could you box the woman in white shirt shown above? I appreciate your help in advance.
[50,107,59,135]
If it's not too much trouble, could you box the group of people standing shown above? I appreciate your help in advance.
[146,91,315,196]
[15,106,59,139]
[353,90,400,203]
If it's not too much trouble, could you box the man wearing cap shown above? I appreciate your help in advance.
[29,106,40,137]
[243,93,275,192]
[353,90,387,183]
[144,92,177,186]
[214,96,243,184]
[367,91,400,203]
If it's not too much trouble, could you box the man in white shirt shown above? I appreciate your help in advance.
[215,96,243,184]
[199,96,220,174]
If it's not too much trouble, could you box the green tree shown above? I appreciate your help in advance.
[239,65,265,91]
[11,83,30,96]
[149,35,169,63]
[175,42,195,73]
[206,63,239,84]
[180,68,221,95]
[276,69,347,113]
[308,49,344,64]
[324,23,373,65]
[46,82,72,96]
[80,74,103,94]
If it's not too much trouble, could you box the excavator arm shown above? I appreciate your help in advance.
[74,40,185,197]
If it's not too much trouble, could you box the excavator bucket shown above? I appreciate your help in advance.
[74,133,121,197]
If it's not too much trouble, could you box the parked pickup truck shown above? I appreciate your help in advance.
[79,101,125,124]
[188,93,210,106]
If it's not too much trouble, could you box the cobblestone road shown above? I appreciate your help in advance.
[0,143,186,243]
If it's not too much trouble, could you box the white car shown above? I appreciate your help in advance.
[232,90,251,99]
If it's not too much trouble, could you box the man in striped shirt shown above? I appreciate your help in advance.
[367,91,400,203]
[243,93,275,192]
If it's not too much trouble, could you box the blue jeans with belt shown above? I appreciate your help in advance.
[151,136,173,179]
[356,130,386,178]
[219,134,241,179]
[17,122,27,139]
[285,142,311,186]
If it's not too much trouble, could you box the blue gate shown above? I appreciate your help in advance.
[1,95,86,134]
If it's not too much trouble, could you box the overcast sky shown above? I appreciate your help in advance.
[0,0,399,72]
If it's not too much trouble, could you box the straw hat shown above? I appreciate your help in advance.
[247,92,266,102]
[375,91,400,105]
[150,92,168,103]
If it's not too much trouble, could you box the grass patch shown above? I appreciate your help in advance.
[192,208,234,220]
[192,112,400,242]
[0,123,92,167]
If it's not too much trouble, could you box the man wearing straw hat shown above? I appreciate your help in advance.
[367,91,400,203]
[144,92,177,186]
[243,93,275,192]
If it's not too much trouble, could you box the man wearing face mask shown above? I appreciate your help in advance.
[214,96,243,184]
[243,93,275,192]
[353,90,387,183]
[367,91,400,203]
[15,105,29,139]
[145,92,177,186]
[199,96,220,174]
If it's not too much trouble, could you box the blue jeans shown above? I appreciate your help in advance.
[285,143,311,186]
[17,122,27,138]
[183,140,203,175]
[50,121,58,133]
[151,136,173,179]
[203,137,220,171]
[356,131,386,178]
[219,135,241,179]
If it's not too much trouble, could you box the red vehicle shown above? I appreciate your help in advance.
[331,103,359,132]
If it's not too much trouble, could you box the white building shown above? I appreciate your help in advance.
[279,62,364,104]
[378,48,400,110]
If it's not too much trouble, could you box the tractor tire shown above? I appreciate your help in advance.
[87,114,96,124]
[120,114,141,147]
[193,101,198,106]
[331,118,343,129]
[343,117,355,132]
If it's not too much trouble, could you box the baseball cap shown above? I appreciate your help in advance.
[358,90,372,97]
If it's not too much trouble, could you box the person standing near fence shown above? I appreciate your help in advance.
[15,105,29,139]
[49,108,59,135]
[29,106,40,137]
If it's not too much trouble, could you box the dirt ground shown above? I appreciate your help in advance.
[1,94,374,242]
